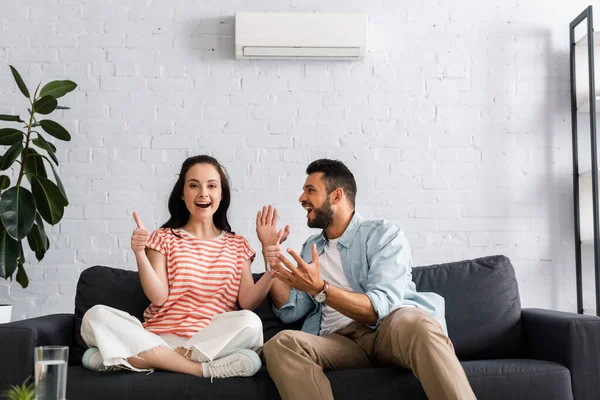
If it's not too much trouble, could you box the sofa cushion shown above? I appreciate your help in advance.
[65,359,572,400]
[66,366,280,400]
[413,255,523,360]
[329,359,572,400]
[72,266,150,365]
[461,359,573,400]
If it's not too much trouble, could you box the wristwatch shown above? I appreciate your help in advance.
[314,281,330,303]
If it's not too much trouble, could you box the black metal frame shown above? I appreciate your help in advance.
[570,5,599,316]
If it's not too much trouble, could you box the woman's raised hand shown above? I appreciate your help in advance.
[131,211,148,255]
[256,205,290,246]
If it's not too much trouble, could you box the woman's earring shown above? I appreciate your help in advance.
[180,196,184,200]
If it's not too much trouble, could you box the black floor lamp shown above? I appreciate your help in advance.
[570,5,600,316]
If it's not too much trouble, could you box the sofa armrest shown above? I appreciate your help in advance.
[0,314,74,393]
[522,308,600,400]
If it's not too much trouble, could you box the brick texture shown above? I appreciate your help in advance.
[0,0,583,320]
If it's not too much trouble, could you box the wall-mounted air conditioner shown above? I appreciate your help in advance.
[235,12,368,60]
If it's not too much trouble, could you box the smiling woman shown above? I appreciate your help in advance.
[181,169,223,225]
[162,155,233,236]
[76,155,278,381]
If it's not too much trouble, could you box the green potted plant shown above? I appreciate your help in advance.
[0,66,76,320]
[1,377,34,400]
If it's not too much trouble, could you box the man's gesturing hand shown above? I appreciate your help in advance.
[272,244,324,296]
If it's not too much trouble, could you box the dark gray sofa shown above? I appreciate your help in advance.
[1,255,598,399]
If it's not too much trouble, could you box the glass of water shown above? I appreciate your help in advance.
[34,346,69,400]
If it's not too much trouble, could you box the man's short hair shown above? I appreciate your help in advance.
[306,159,357,208]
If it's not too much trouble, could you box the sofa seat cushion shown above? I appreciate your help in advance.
[66,366,280,400]
[67,359,572,400]
[462,359,573,400]
[330,359,572,400]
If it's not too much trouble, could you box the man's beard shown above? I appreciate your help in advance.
[307,199,334,229]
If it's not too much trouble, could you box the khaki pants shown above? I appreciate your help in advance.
[263,307,476,400]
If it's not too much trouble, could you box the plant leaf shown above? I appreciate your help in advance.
[48,162,68,205]
[0,186,37,240]
[16,254,29,289]
[15,241,28,288]
[0,175,9,191]
[23,148,48,182]
[9,65,30,99]
[32,137,56,153]
[0,115,23,122]
[34,133,58,165]
[27,222,45,262]
[35,213,49,252]
[26,224,42,253]
[31,176,64,225]
[0,141,24,171]
[39,120,71,141]
[32,96,57,115]
[0,128,24,146]
[18,241,24,265]
[0,226,20,279]
[39,80,77,99]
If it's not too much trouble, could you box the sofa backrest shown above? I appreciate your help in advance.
[412,255,523,360]
[72,266,149,364]
[72,255,522,364]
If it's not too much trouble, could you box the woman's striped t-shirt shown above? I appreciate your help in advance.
[142,227,255,338]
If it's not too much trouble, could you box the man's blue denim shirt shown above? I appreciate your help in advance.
[272,213,447,335]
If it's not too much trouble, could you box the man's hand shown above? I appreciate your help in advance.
[256,205,290,246]
[273,244,324,296]
[131,212,148,255]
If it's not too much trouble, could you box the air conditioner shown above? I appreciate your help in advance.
[235,12,368,60]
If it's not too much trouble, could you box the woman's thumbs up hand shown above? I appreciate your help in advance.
[131,211,148,255]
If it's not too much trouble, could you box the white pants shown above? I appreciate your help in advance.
[81,305,264,372]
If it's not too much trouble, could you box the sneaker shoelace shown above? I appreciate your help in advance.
[208,353,251,379]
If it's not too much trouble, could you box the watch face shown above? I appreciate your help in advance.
[315,293,327,303]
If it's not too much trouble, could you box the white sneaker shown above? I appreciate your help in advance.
[82,348,120,371]
[82,348,104,371]
[206,349,261,378]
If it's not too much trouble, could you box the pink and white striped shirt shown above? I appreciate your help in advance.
[142,228,255,338]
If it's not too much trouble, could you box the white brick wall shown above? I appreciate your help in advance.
[0,0,591,320]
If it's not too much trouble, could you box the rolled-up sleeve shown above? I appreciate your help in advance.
[272,287,314,324]
[364,224,411,328]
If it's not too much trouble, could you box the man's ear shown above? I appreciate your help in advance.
[330,188,344,205]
